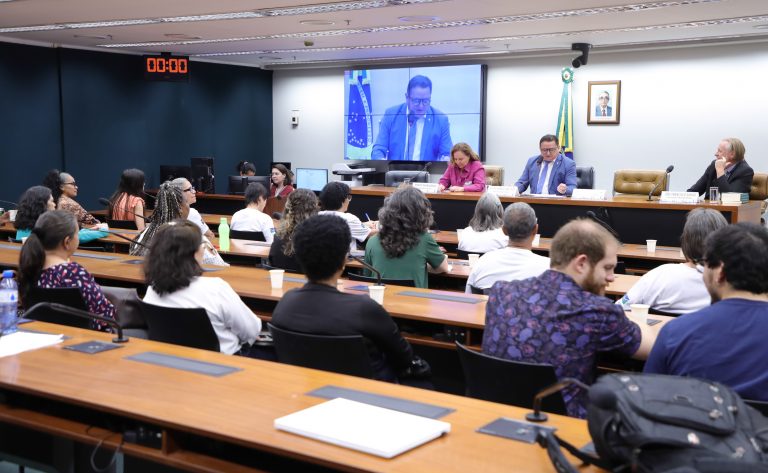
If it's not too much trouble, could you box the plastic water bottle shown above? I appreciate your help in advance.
[0,269,19,334]
[218,217,230,252]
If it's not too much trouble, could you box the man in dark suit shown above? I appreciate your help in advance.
[514,134,577,196]
[687,138,754,197]
[595,90,612,117]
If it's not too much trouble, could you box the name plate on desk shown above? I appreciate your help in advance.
[571,189,607,201]
[660,191,700,204]
[486,185,519,197]
[411,182,439,194]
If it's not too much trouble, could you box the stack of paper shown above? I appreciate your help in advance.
[0,331,64,357]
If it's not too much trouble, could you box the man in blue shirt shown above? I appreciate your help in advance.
[645,223,768,401]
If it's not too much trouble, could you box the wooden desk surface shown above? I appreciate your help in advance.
[0,321,598,473]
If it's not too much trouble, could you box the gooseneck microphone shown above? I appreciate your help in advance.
[526,377,590,423]
[350,255,383,286]
[647,165,674,201]
[416,162,431,183]
[98,198,148,221]
[586,210,620,240]
[26,302,128,343]
[0,199,18,208]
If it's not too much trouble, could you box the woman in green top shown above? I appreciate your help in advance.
[364,186,449,288]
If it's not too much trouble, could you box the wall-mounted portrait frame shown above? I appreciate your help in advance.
[588,80,621,125]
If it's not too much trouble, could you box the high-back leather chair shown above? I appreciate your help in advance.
[384,170,429,187]
[484,165,504,186]
[576,166,595,189]
[749,173,768,218]
[613,169,668,196]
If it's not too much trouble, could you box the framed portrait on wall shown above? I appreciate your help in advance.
[588,80,621,125]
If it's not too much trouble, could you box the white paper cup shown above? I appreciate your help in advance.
[468,253,480,268]
[532,234,541,247]
[8,210,17,222]
[630,304,650,324]
[21,237,28,244]
[646,239,657,253]
[269,269,285,289]
[97,222,108,231]
[368,285,385,304]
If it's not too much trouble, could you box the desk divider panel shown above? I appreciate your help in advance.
[397,291,482,304]
[307,385,454,419]
[126,351,242,377]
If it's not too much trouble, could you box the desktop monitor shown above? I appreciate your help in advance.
[229,175,271,195]
[191,156,215,193]
[159,165,192,183]
[295,168,329,192]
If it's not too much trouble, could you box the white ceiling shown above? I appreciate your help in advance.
[1,0,767,69]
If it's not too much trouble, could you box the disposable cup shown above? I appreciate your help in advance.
[368,285,385,304]
[269,269,285,289]
[468,253,480,268]
[646,239,657,253]
[630,304,650,325]
[532,234,541,247]
[8,210,17,222]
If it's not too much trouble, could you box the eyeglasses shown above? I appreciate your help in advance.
[598,96,609,100]
[408,97,431,105]
[540,147,559,154]
[183,187,195,193]
[63,181,77,187]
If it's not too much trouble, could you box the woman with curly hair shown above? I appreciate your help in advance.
[365,186,449,288]
[268,188,318,272]
[108,168,146,231]
[14,186,107,243]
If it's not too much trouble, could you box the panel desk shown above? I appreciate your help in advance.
[0,322,598,473]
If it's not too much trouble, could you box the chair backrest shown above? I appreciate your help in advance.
[613,169,668,196]
[467,284,486,295]
[750,173,768,201]
[576,166,595,189]
[25,286,88,312]
[346,271,415,287]
[230,230,266,241]
[268,323,375,378]
[384,170,429,187]
[138,300,220,352]
[455,342,567,414]
[745,399,768,417]
[107,218,138,230]
[484,165,504,186]
[455,249,482,260]
[387,161,423,171]
[24,301,95,330]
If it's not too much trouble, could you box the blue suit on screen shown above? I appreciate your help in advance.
[514,154,577,196]
[371,103,452,161]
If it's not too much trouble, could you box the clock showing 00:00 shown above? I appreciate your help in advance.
[143,55,190,81]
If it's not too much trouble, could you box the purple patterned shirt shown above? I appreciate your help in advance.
[482,270,641,418]
[38,262,116,331]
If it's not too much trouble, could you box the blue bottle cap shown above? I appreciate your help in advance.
[1,270,13,278]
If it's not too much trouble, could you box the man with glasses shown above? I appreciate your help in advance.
[595,90,612,117]
[514,134,577,196]
[170,178,215,240]
[371,75,452,161]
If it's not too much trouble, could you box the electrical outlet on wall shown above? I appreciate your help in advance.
[291,110,299,126]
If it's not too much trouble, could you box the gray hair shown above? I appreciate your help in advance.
[503,202,537,241]
[170,177,190,189]
[468,193,503,232]
[680,207,728,264]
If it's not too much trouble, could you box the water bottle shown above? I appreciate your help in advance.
[218,217,230,252]
[0,269,19,334]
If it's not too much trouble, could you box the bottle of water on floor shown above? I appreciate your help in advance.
[0,270,19,334]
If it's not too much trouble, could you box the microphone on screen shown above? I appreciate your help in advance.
[98,198,148,221]
[586,209,621,241]
[647,165,674,201]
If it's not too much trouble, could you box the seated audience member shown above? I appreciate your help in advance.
[108,168,146,231]
[482,219,652,418]
[318,181,376,252]
[270,164,295,198]
[269,189,318,272]
[236,161,256,177]
[365,186,449,288]
[618,208,728,314]
[271,214,426,382]
[143,221,262,356]
[645,223,768,401]
[437,142,485,193]
[230,183,275,244]
[18,210,115,331]
[466,202,549,292]
[170,177,215,240]
[687,138,754,197]
[514,134,577,196]
[14,186,108,244]
[457,192,508,253]
[43,169,101,228]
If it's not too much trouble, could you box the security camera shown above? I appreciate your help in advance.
[304,40,314,47]
[571,43,592,68]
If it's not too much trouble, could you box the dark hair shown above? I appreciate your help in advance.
[407,75,432,94]
[539,134,559,147]
[18,210,78,304]
[237,161,256,175]
[550,219,616,269]
[130,182,185,257]
[144,220,203,295]
[108,168,145,219]
[42,169,64,204]
[680,208,728,264]
[271,164,294,186]
[468,193,503,232]
[703,223,768,294]
[503,202,538,242]
[293,215,351,281]
[319,181,351,211]
[14,186,53,231]
[244,182,268,205]
[277,189,318,256]
[377,186,434,258]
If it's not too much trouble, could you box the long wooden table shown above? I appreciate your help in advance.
[0,321,599,472]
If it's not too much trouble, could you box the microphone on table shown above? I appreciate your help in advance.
[526,377,590,423]
[98,198,148,221]
[0,199,18,208]
[647,165,674,201]
[350,255,383,286]
[586,209,621,241]
[415,162,431,183]
[142,192,156,201]
[103,230,151,249]
[25,302,129,343]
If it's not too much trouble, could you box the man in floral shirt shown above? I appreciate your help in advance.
[483,219,651,418]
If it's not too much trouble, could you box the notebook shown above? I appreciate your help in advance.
[274,397,450,458]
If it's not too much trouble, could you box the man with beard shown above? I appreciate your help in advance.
[482,219,652,418]
[644,223,768,401]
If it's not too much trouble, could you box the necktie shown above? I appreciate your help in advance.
[406,116,417,160]
[537,161,549,193]
[602,109,606,117]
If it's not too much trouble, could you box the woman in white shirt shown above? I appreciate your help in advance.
[230,182,275,243]
[457,192,508,253]
[143,220,262,356]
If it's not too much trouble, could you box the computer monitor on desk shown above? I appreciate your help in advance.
[159,165,192,183]
[229,175,271,194]
[296,168,329,192]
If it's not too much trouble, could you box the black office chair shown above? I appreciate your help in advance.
[746,399,768,417]
[576,166,595,189]
[384,170,429,187]
[648,307,680,317]
[24,286,88,312]
[268,323,375,379]
[455,342,568,414]
[107,218,138,230]
[346,271,415,287]
[230,230,266,241]
[455,249,483,260]
[138,300,220,352]
[468,284,486,295]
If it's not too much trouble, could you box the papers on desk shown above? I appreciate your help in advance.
[274,397,450,458]
[0,331,64,357]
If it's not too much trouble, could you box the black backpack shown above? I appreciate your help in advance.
[539,373,768,473]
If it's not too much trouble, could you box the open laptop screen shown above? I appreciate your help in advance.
[295,168,329,192]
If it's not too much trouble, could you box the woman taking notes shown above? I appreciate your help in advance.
[437,142,485,192]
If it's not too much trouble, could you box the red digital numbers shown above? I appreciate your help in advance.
[145,56,189,78]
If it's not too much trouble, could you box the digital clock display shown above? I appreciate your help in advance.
[143,54,190,82]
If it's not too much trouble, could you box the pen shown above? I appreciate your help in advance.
[365,213,371,221]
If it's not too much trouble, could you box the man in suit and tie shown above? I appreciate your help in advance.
[595,90,612,117]
[371,75,452,161]
[514,134,577,196]
[687,138,754,197]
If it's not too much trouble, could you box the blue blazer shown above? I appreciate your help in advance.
[595,105,612,117]
[371,103,452,161]
[514,154,577,196]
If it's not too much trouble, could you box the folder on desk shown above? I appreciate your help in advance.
[274,397,450,458]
